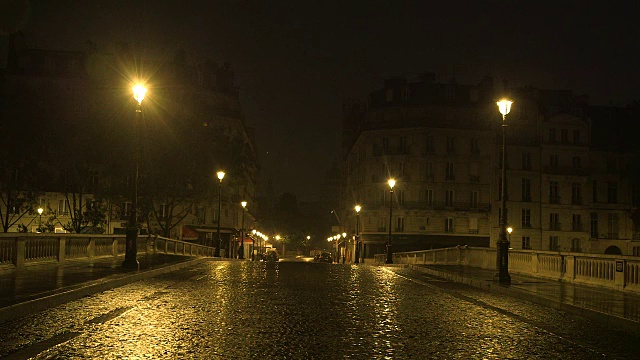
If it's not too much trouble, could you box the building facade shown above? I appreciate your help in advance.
[341,75,640,258]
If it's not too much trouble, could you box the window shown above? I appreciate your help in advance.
[522,179,531,202]
[549,236,559,251]
[469,218,478,234]
[550,181,559,203]
[385,89,393,102]
[398,162,405,177]
[399,137,408,153]
[39,198,47,210]
[402,87,410,100]
[522,152,532,170]
[425,135,434,153]
[592,180,598,203]
[550,213,560,230]
[561,129,568,144]
[425,189,433,207]
[573,130,581,144]
[122,202,132,218]
[445,218,454,233]
[470,191,478,208]
[590,213,598,238]
[445,190,454,207]
[396,217,405,232]
[549,128,556,143]
[397,189,405,206]
[606,158,616,172]
[521,209,531,228]
[382,137,389,151]
[469,162,479,182]
[446,136,455,153]
[572,214,582,231]
[522,236,531,250]
[607,213,619,238]
[58,199,68,215]
[607,182,618,203]
[425,162,434,180]
[571,238,581,252]
[549,154,559,167]
[380,190,387,204]
[470,138,480,154]
[378,216,387,232]
[571,183,582,205]
[572,156,581,169]
[445,162,455,180]
[161,204,169,219]
[633,247,640,257]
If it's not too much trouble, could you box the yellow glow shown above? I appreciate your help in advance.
[252,230,256,234]
[388,179,396,189]
[217,171,225,181]
[497,99,513,116]
[355,205,361,213]
[327,237,332,242]
[132,84,147,104]
[342,232,347,238]
[306,235,310,240]
[37,207,43,215]
[507,227,513,234]
[241,201,247,208]
[275,235,281,240]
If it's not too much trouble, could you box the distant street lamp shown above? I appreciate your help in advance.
[354,205,361,264]
[507,226,513,243]
[215,171,225,258]
[341,232,347,263]
[252,229,257,261]
[386,178,396,264]
[239,201,247,259]
[123,84,147,269]
[496,99,513,285]
[37,207,43,233]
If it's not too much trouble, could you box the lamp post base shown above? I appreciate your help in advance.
[122,227,139,269]
[494,239,511,286]
[238,245,245,260]
[385,244,393,264]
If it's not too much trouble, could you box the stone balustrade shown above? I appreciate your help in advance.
[375,247,640,293]
[0,234,215,270]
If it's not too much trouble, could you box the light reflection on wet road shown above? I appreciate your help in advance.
[1,260,639,359]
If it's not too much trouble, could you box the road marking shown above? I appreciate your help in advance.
[2,331,81,360]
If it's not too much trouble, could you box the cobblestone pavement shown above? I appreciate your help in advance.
[1,261,639,359]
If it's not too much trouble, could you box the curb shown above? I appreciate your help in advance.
[0,257,212,323]
[407,264,640,334]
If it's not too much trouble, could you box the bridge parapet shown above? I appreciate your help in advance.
[0,234,216,270]
[376,247,640,293]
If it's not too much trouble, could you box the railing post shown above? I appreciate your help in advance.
[14,237,26,269]
[112,237,118,257]
[532,252,539,274]
[615,259,626,288]
[88,237,96,259]
[58,237,66,263]
[564,255,575,280]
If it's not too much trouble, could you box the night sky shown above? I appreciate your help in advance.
[2,0,640,201]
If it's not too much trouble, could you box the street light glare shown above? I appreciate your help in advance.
[217,171,225,181]
[507,227,513,234]
[241,201,247,208]
[132,84,147,104]
[355,205,361,213]
[388,179,396,189]
[37,207,43,215]
[497,99,513,116]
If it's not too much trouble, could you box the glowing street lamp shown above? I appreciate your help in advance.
[355,205,361,264]
[239,201,247,260]
[123,83,147,269]
[386,178,396,264]
[496,99,513,285]
[214,171,225,257]
[37,207,43,233]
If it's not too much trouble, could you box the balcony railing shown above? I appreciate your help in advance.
[367,201,491,212]
[543,166,590,176]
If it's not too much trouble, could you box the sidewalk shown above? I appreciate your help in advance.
[0,254,211,322]
[408,264,640,332]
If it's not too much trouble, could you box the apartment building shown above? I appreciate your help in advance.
[341,76,639,257]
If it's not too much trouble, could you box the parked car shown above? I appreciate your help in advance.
[264,250,279,262]
[314,252,333,263]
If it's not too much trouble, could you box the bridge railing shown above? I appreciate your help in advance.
[0,233,215,270]
[375,247,640,293]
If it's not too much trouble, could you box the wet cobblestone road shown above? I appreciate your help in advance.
[1,260,639,359]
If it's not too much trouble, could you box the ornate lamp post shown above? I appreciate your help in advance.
[354,205,361,264]
[37,207,43,233]
[123,84,146,269]
[239,201,247,259]
[496,99,513,285]
[215,171,225,257]
[386,178,396,264]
